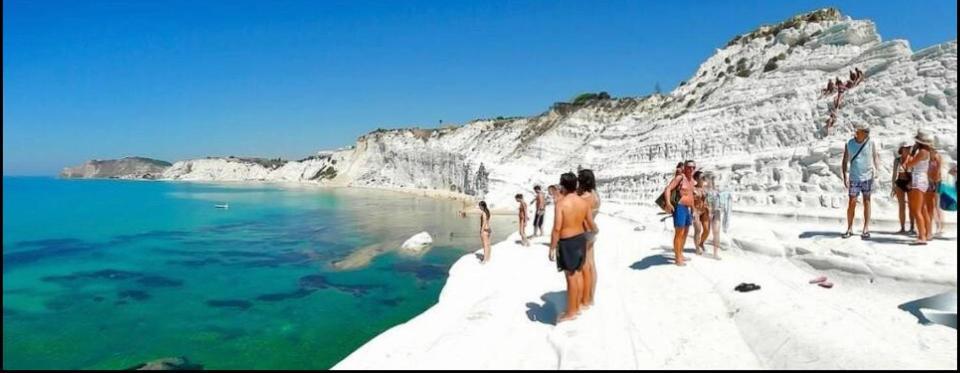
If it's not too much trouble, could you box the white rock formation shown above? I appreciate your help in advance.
[67,8,957,217]
[60,157,171,179]
[399,232,433,255]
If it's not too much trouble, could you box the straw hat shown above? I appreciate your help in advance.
[853,122,870,131]
[914,130,935,147]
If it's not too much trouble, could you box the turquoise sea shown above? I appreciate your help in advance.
[2,177,513,369]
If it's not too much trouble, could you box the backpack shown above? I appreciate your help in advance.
[655,176,684,212]
[655,190,680,212]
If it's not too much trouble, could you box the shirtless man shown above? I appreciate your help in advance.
[663,160,697,266]
[531,185,547,237]
[515,193,530,246]
[550,172,598,323]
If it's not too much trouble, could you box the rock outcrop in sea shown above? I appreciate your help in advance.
[60,157,172,179]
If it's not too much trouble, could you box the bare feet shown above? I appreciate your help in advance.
[557,312,578,323]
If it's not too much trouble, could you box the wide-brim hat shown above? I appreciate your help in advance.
[853,122,870,131]
[914,130,935,146]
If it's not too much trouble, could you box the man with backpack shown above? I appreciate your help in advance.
[841,123,881,239]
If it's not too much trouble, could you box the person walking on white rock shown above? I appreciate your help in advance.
[550,172,597,323]
[664,160,697,266]
[478,201,493,264]
[841,123,880,239]
[577,169,600,309]
[902,130,935,245]
[515,193,530,246]
[891,141,915,235]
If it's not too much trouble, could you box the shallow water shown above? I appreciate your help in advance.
[2,177,514,369]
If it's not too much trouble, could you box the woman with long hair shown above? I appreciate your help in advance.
[891,142,915,234]
[577,169,600,309]
[902,131,934,245]
[925,146,944,237]
[691,171,709,255]
[478,201,492,263]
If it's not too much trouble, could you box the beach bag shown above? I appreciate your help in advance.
[654,189,681,212]
[938,182,957,211]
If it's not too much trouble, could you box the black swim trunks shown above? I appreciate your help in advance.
[533,210,545,229]
[556,233,586,273]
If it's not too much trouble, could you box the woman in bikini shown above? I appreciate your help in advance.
[479,201,492,263]
[891,142,915,234]
[691,171,710,255]
[903,132,934,245]
[925,146,944,237]
[577,169,600,309]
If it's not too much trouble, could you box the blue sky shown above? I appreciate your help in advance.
[3,0,956,175]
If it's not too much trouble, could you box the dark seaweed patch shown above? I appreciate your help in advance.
[255,288,316,302]
[298,274,331,290]
[41,269,143,284]
[4,239,98,269]
[296,274,383,297]
[206,299,253,310]
[392,262,448,281]
[109,230,191,245]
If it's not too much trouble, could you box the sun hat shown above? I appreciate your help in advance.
[914,130,935,146]
[853,122,870,131]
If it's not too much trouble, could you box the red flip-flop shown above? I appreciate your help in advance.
[818,281,834,289]
[809,276,828,284]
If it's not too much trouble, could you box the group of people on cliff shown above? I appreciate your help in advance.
[842,123,956,245]
[659,160,732,266]
[821,67,865,132]
[476,170,601,322]
[470,123,955,323]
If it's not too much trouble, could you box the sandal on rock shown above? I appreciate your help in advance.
[841,231,853,239]
[861,232,871,239]
[809,276,828,284]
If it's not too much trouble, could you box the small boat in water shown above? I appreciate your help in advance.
[214,203,229,209]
